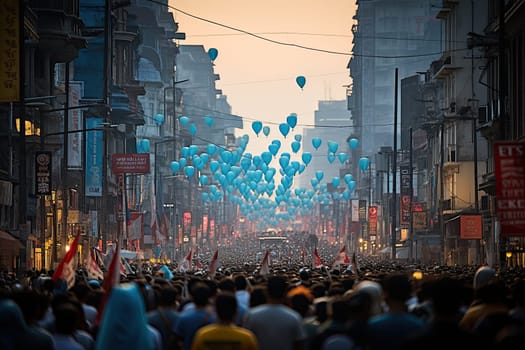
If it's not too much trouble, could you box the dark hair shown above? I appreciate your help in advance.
[267,276,288,299]
[215,292,237,322]
[218,278,236,293]
[383,273,412,302]
[191,282,211,307]
[157,285,178,307]
[250,286,267,307]
[54,302,79,335]
[234,274,248,290]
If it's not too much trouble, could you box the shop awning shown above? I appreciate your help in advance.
[0,230,24,252]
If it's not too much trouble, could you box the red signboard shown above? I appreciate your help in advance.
[494,142,525,237]
[111,154,150,174]
[368,206,378,236]
[460,215,482,240]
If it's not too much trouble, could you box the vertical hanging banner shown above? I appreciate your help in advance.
[351,200,359,222]
[68,82,83,169]
[85,117,103,197]
[0,0,20,102]
[368,206,378,237]
[358,200,367,221]
[494,142,525,237]
[35,152,52,195]
[400,165,411,225]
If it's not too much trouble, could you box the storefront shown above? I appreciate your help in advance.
[0,230,24,272]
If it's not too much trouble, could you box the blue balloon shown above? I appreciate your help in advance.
[169,161,179,174]
[261,152,272,165]
[359,157,370,171]
[349,180,356,190]
[343,173,353,184]
[207,144,217,155]
[189,145,199,156]
[189,123,197,135]
[291,141,301,153]
[279,156,289,169]
[154,113,164,125]
[327,141,339,153]
[181,147,189,158]
[268,144,279,156]
[199,175,208,186]
[327,153,335,164]
[287,114,297,129]
[209,160,219,173]
[201,192,209,201]
[294,134,302,142]
[252,121,263,136]
[337,152,347,164]
[179,116,189,126]
[262,126,270,137]
[349,138,359,150]
[279,123,290,138]
[204,116,214,127]
[312,138,322,150]
[208,48,218,61]
[296,75,306,89]
[332,177,341,188]
[184,165,195,178]
[315,170,324,182]
[178,157,187,168]
[301,152,312,165]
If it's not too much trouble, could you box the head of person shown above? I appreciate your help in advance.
[249,286,267,307]
[473,266,496,291]
[215,292,237,323]
[266,275,288,301]
[234,274,248,291]
[353,280,384,316]
[191,281,211,307]
[94,283,153,350]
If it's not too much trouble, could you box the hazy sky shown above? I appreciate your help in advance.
[170,0,357,154]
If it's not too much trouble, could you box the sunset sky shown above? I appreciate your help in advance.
[169,0,357,153]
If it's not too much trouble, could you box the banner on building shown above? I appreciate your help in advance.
[368,205,378,237]
[351,200,359,222]
[400,165,411,225]
[111,154,150,174]
[67,82,83,169]
[0,1,20,102]
[85,117,103,197]
[494,142,525,237]
[35,151,52,196]
[460,215,482,240]
[358,200,367,221]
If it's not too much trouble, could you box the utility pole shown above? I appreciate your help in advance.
[391,68,398,260]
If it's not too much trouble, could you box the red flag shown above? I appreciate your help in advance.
[332,245,349,267]
[95,242,121,326]
[313,248,324,269]
[179,248,193,272]
[259,250,270,276]
[87,249,104,281]
[209,250,219,278]
[52,231,81,289]
[195,259,202,270]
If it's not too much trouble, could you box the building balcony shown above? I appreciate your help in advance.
[29,0,87,62]
[431,53,461,80]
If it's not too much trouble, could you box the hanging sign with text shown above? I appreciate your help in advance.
[494,142,525,237]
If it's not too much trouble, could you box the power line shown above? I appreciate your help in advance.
[146,0,464,59]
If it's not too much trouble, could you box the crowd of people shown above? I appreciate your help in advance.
[1,234,525,350]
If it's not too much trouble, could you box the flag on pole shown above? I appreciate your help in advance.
[159,265,174,280]
[209,250,219,278]
[52,231,81,290]
[332,245,350,268]
[179,248,193,273]
[87,248,104,281]
[95,241,121,326]
[259,250,270,276]
[313,248,324,269]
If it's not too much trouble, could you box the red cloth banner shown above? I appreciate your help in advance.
[494,142,525,237]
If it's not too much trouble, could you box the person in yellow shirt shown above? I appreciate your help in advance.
[192,292,258,350]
